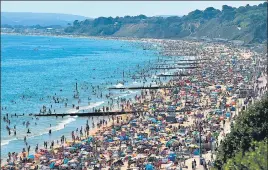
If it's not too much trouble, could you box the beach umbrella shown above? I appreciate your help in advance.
[166,139,174,147]
[196,113,204,118]
[49,162,55,169]
[192,131,198,135]
[149,117,157,123]
[63,158,69,164]
[226,112,231,118]
[227,87,233,91]
[193,149,200,155]
[168,153,176,162]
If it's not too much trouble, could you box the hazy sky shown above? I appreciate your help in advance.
[1,1,265,18]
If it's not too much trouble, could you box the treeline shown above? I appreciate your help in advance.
[1,24,63,29]
[214,93,268,169]
[64,2,267,44]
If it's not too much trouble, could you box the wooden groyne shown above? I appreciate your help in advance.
[34,111,134,117]
[159,58,210,62]
[157,74,190,77]
[34,109,192,117]
[151,66,200,70]
[155,62,204,66]
[108,86,175,90]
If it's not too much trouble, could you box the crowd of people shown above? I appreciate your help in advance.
[1,39,267,170]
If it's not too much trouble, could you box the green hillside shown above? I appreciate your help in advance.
[64,2,267,44]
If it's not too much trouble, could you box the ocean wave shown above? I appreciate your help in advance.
[49,116,77,132]
[1,116,78,146]
[151,75,158,79]
[114,83,124,88]
[1,138,16,146]
[113,90,137,99]
[67,101,105,113]
[30,116,78,137]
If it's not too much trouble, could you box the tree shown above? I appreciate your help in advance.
[215,93,268,168]
[187,10,204,20]
[203,7,221,19]
[223,140,268,170]
[73,20,80,27]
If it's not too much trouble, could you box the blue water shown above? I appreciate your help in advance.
[1,34,161,159]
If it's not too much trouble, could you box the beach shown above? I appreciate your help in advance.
[1,35,267,170]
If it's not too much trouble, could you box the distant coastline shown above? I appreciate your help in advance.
[2,32,266,54]
[1,32,152,43]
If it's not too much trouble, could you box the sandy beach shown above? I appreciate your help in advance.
[2,37,267,170]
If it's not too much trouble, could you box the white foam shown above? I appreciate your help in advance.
[67,101,105,113]
[151,75,158,79]
[114,83,124,88]
[26,116,78,140]
[1,116,80,146]
[1,139,15,146]
[127,90,136,94]
[50,117,77,132]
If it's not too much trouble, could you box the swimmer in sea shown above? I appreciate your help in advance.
[27,129,31,134]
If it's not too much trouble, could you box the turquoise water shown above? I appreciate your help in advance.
[1,34,160,159]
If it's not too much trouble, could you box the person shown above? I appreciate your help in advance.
[27,145,30,153]
[35,144,38,153]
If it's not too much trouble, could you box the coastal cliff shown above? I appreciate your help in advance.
[64,2,267,44]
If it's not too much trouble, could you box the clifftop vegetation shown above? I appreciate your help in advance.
[64,2,267,44]
[214,93,268,169]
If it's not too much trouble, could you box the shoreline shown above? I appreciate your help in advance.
[1,32,160,44]
[1,33,267,169]
[0,34,164,166]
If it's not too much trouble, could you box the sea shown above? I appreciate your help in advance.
[1,34,175,160]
